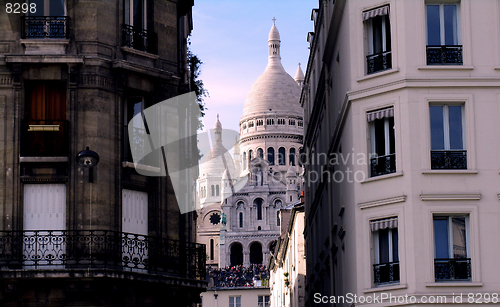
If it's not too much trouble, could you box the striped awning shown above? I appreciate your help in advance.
[370,217,398,231]
[367,107,394,122]
[363,5,389,21]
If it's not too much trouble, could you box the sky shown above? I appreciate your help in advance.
[190,0,318,134]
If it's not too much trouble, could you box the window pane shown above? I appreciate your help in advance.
[388,117,395,154]
[378,229,389,263]
[372,16,383,54]
[452,217,467,258]
[50,0,65,16]
[392,228,399,262]
[430,106,444,150]
[385,15,391,51]
[434,218,449,258]
[30,0,44,16]
[374,119,386,156]
[124,0,130,24]
[426,5,441,45]
[444,5,458,45]
[448,106,463,150]
[133,0,144,29]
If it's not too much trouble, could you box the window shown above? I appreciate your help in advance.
[371,218,399,284]
[257,148,264,159]
[298,121,303,127]
[211,185,215,196]
[278,147,286,165]
[289,148,296,166]
[24,0,67,39]
[267,147,275,165]
[229,296,241,307]
[249,150,253,162]
[368,108,395,177]
[255,198,263,220]
[258,295,270,307]
[210,239,214,260]
[248,121,254,128]
[363,5,392,74]
[426,4,462,65]
[434,215,470,281]
[242,123,246,129]
[239,212,243,228]
[266,118,274,125]
[256,119,263,126]
[23,82,68,156]
[430,105,466,169]
[278,118,285,125]
[277,211,280,226]
[123,0,157,54]
[216,185,220,196]
[242,152,247,169]
[289,119,296,126]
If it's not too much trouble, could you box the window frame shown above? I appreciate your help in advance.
[425,3,461,46]
[367,107,396,177]
[363,5,392,74]
[371,217,400,285]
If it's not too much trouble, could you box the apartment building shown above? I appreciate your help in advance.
[302,0,500,306]
[0,0,205,306]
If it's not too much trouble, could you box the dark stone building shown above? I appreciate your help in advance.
[0,0,205,306]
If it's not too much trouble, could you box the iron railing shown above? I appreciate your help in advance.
[0,230,205,280]
[426,45,463,65]
[122,24,158,54]
[21,120,69,157]
[370,153,396,177]
[374,261,400,284]
[22,16,68,39]
[435,258,471,281]
[430,150,467,170]
[367,51,392,74]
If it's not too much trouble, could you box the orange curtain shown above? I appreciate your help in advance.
[26,82,66,121]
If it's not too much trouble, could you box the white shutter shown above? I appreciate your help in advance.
[122,189,148,235]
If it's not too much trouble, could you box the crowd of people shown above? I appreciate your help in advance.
[208,264,269,288]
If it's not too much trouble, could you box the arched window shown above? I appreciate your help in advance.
[277,211,281,226]
[299,147,304,167]
[267,147,275,165]
[210,239,214,260]
[250,242,263,264]
[230,243,243,266]
[255,198,263,220]
[257,148,263,158]
[211,185,214,196]
[289,148,296,166]
[278,147,286,165]
[242,152,247,169]
[249,149,253,162]
[239,212,243,227]
[216,185,219,196]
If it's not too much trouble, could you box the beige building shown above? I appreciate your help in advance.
[201,288,271,307]
[302,0,500,306]
[268,198,306,307]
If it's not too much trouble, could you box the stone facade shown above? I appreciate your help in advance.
[0,1,205,306]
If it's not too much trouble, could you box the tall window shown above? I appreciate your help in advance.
[363,5,391,74]
[239,212,243,228]
[434,215,470,281]
[229,296,241,307]
[249,150,253,162]
[255,198,263,220]
[211,185,215,197]
[289,148,296,166]
[267,147,275,165]
[426,4,462,65]
[257,148,264,159]
[371,218,399,284]
[210,239,214,261]
[277,211,280,226]
[258,295,270,307]
[123,0,157,54]
[242,152,247,169]
[278,147,286,165]
[215,185,219,196]
[430,105,466,169]
[124,0,147,29]
[368,108,395,177]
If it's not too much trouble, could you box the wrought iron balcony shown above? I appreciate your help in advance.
[430,150,467,170]
[367,51,392,74]
[374,261,400,284]
[427,45,463,65]
[22,16,68,39]
[21,120,69,157]
[435,258,471,281]
[370,153,396,177]
[122,24,158,54]
[0,230,205,280]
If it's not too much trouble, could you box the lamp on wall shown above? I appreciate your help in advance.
[77,146,99,182]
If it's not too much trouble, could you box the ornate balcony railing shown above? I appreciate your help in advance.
[122,24,158,54]
[21,120,69,157]
[435,258,471,281]
[426,45,463,65]
[370,153,396,177]
[22,16,68,39]
[430,150,467,170]
[374,261,400,284]
[0,230,205,280]
[367,51,392,74]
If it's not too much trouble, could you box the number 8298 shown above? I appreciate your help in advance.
[6,3,37,14]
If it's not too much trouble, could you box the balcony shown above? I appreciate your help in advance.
[370,153,396,177]
[435,258,471,281]
[426,45,463,65]
[0,230,205,281]
[22,16,68,39]
[430,150,467,170]
[122,24,158,55]
[367,51,392,74]
[373,261,400,284]
[21,120,69,157]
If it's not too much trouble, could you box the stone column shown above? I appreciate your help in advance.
[243,252,250,267]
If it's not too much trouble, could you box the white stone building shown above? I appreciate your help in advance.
[302,0,500,306]
[196,19,304,269]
